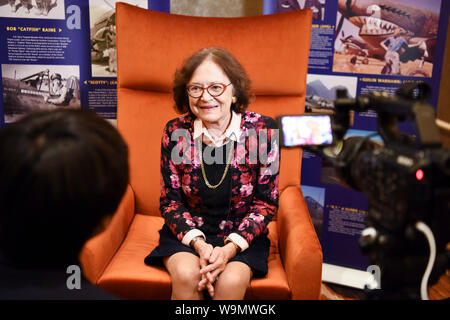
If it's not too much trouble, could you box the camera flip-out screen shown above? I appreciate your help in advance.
[277,114,334,147]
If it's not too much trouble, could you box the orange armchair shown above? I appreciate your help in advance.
[80,3,322,300]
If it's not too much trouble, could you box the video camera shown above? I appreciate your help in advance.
[277,83,450,299]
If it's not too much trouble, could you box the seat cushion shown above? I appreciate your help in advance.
[98,215,291,299]
[97,214,170,299]
[245,222,291,300]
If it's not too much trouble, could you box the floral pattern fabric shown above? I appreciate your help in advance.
[159,111,280,246]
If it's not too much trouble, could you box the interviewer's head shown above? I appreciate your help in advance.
[0,109,129,267]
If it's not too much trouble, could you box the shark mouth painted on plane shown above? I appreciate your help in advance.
[349,16,413,37]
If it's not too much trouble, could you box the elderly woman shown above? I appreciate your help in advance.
[145,47,279,300]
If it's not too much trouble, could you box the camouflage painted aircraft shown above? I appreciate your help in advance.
[336,0,439,75]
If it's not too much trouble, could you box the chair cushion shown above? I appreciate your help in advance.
[97,214,170,299]
[245,222,291,299]
[98,215,290,299]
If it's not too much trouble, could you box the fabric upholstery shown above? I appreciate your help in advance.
[244,222,291,299]
[117,89,175,215]
[80,184,135,284]
[116,7,310,96]
[97,215,171,299]
[278,185,323,299]
[80,3,322,300]
[97,215,291,300]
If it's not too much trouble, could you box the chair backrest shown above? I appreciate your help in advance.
[116,3,312,215]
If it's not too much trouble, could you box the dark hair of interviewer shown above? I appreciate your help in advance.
[173,47,253,115]
[0,109,129,267]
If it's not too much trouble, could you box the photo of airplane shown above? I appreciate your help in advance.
[2,64,80,123]
[333,0,441,77]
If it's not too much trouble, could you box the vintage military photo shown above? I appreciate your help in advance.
[2,64,80,123]
[0,0,65,19]
[333,0,441,77]
[89,0,147,77]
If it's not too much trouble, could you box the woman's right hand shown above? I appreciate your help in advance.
[193,240,215,296]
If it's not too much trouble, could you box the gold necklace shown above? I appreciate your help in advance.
[198,137,234,189]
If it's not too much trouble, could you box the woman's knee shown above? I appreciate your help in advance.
[217,270,250,290]
[214,262,252,298]
[165,253,201,287]
[173,264,201,287]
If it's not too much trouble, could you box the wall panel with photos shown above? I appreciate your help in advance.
[265,0,449,287]
[0,0,169,126]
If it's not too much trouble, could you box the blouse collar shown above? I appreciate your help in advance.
[193,111,242,147]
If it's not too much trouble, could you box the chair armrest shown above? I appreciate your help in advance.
[80,184,136,284]
[277,185,323,299]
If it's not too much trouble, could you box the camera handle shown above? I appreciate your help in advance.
[334,84,442,149]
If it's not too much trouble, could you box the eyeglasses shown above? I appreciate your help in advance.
[186,82,232,98]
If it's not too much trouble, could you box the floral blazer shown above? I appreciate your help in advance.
[160,110,280,246]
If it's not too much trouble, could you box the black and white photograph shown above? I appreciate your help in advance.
[275,0,326,21]
[89,0,147,77]
[2,64,80,123]
[0,0,65,19]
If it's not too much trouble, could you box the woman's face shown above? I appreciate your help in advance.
[187,59,233,126]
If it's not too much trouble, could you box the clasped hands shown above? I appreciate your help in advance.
[192,239,238,297]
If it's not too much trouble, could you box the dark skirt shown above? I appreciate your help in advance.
[145,224,270,278]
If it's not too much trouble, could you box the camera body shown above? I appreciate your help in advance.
[337,139,450,231]
[340,140,450,298]
[277,83,450,299]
